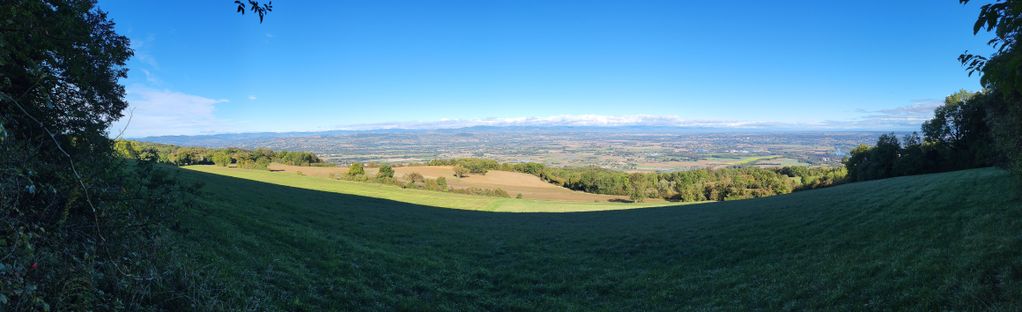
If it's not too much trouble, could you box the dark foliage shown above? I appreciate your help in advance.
[429,158,494,175]
[115,140,324,169]
[845,90,1002,182]
[235,0,273,23]
[960,0,1022,173]
[430,158,845,202]
[0,1,269,308]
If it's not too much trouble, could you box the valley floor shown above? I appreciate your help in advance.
[176,167,1022,310]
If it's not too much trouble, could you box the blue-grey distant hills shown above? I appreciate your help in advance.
[135,125,891,148]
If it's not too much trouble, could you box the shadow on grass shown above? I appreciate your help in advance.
[167,166,1022,310]
[172,166,748,220]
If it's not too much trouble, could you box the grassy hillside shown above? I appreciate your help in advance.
[175,167,1022,310]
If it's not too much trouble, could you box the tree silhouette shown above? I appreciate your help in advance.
[959,0,1022,173]
[235,0,273,23]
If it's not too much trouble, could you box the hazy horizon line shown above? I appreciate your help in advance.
[127,114,921,139]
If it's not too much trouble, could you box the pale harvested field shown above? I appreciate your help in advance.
[267,163,637,202]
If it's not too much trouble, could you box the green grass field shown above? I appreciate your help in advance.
[175,166,1022,310]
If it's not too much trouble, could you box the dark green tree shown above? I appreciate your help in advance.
[845,144,876,182]
[849,134,902,181]
[960,0,1022,173]
[0,1,231,308]
[923,90,976,145]
[922,90,997,168]
[895,132,927,176]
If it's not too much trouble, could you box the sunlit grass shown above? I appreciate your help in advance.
[184,165,675,212]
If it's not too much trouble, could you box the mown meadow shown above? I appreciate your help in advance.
[174,166,1022,310]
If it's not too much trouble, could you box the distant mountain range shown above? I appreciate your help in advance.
[136,125,890,147]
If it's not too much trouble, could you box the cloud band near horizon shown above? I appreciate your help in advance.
[110,87,942,137]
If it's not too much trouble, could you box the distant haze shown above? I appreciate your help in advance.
[118,112,931,139]
[136,127,891,172]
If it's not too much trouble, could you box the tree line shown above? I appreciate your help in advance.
[844,89,1001,182]
[844,0,1022,182]
[113,140,323,169]
[428,158,846,202]
[427,158,497,176]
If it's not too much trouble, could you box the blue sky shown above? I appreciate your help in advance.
[100,0,992,137]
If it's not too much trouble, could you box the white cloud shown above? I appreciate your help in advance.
[335,114,785,131]
[247,95,257,100]
[130,35,160,69]
[140,69,161,85]
[862,99,941,122]
[106,95,940,138]
[332,108,940,132]
[832,99,942,131]
[108,86,232,137]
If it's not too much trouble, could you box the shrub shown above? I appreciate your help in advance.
[405,172,425,184]
[348,163,365,176]
[453,165,469,178]
[378,164,395,179]
[450,187,511,198]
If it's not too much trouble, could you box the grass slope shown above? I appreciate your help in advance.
[184,165,672,212]
[176,167,1022,310]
